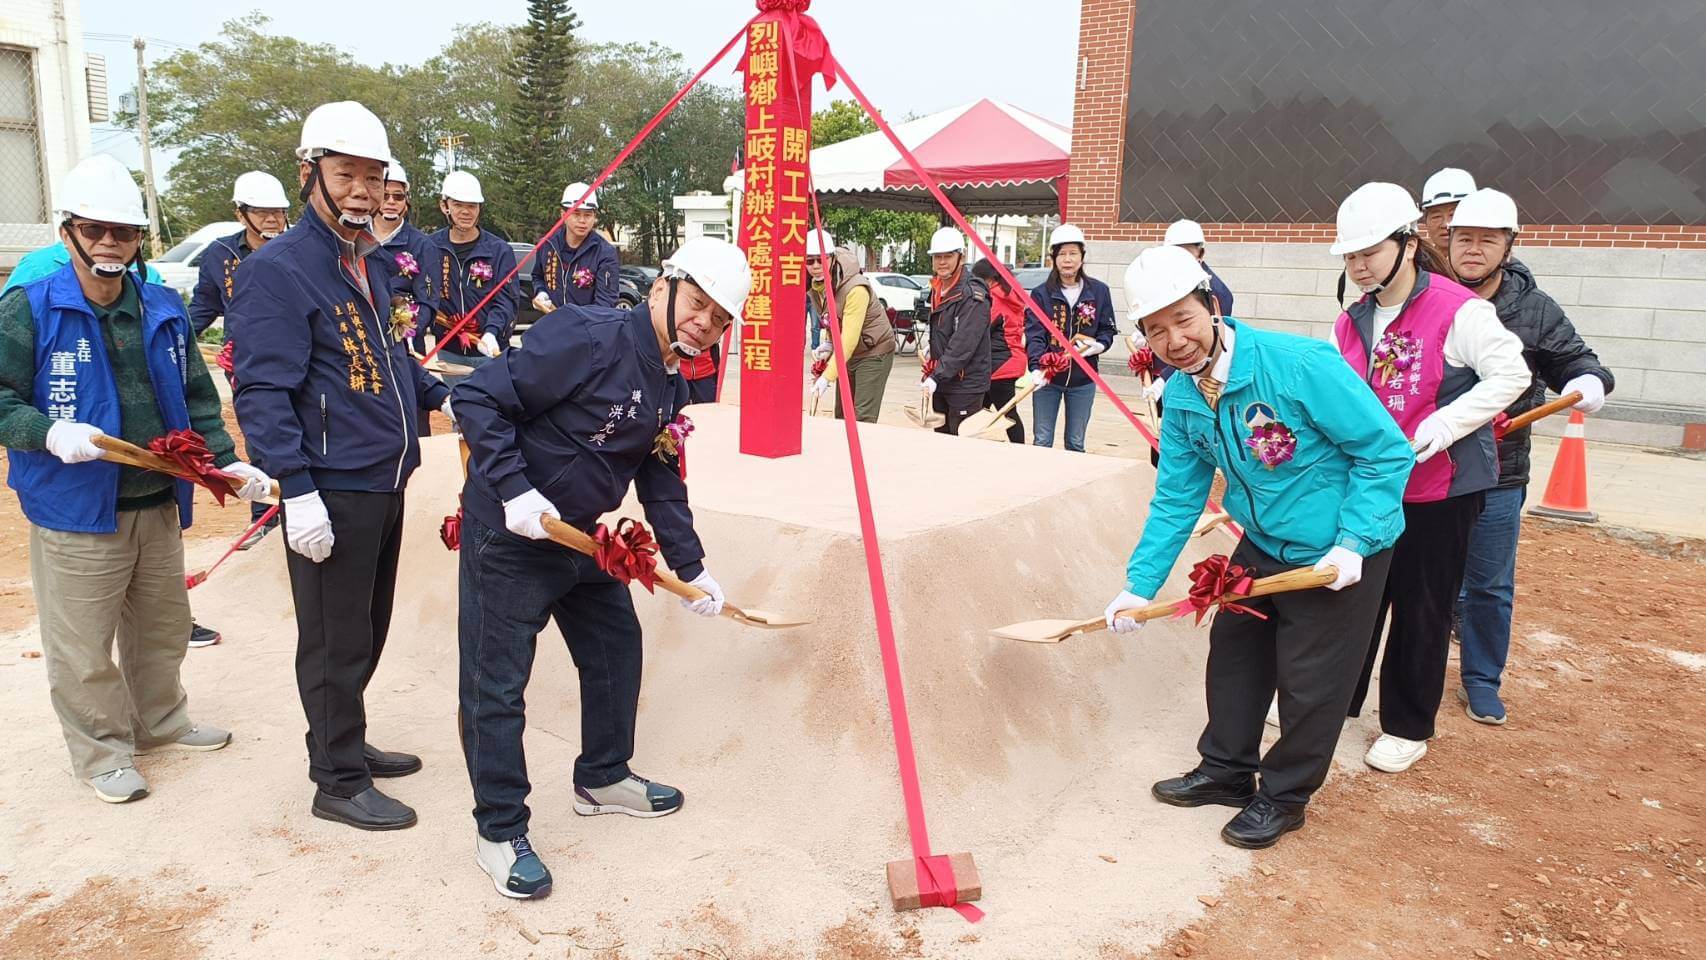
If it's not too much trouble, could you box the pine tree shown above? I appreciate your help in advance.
[487,0,581,241]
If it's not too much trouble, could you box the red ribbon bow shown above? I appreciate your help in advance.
[1127,346,1154,375]
[147,429,239,506]
[1040,351,1072,381]
[921,358,938,379]
[592,518,661,592]
[215,340,235,379]
[1492,411,1511,440]
[754,0,838,89]
[810,357,828,378]
[440,507,462,551]
[1172,555,1267,625]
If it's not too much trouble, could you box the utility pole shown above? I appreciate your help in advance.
[436,132,468,172]
[133,37,163,258]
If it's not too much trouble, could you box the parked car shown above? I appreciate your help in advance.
[619,264,659,288]
[1012,266,1051,292]
[907,274,931,289]
[867,272,924,313]
[509,242,641,334]
[151,221,243,296]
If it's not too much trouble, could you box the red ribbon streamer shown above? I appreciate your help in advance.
[186,503,280,590]
[440,507,462,551]
[1127,346,1155,375]
[1040,351,1072,382]
[215,340,235,380]
[1172,555,1267,625]
[592,518,661,592]
[810,357,827,379]
[1492,411,1511,440]
[921,358,937,380]
[147,429,239,506]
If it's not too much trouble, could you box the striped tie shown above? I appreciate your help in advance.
[1197,375,1223,411]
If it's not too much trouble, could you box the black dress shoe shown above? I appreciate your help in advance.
[312,786,418,831]
[1151,768,1257,808]
[1220,796,1305,849]
[364,743,423,778]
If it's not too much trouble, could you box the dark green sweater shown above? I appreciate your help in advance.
[0,281,237,509]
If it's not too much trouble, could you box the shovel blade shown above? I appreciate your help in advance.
[955,408,1007,437]
[904,404,945,428]
[725,605,810,629]
[989,618,1089,643]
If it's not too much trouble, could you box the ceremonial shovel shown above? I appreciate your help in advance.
[903,389,945,429]
[94,434,280,500]
[990,566,1337,644]
[955,378,1039,438]
[1498,391,1582,437]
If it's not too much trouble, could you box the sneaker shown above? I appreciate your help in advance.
[1364,734,1428,773]
[1457,686,1507,726]
[139,724,233,754]
[475,834,553,899]
[1264,696,1281,729]
[573,774,684,819]
[88,767,149,804]
[188,622,221,648]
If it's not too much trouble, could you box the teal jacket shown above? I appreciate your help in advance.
[3,243,163,294]
[1125,319,1412,597]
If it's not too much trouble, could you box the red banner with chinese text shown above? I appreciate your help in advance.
[738,15,813,458]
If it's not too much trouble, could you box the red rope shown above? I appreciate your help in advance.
[186,503,279,590]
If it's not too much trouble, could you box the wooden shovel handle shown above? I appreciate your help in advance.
[93,434,280,500]
[1111,566,1339,626]
[1502,391,1582,435]
[540,515,707,604]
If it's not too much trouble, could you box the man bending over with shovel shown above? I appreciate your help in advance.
[451,236,749,900]
[1103,245,1412,849]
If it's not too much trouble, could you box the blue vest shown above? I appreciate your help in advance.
[8,265,197,533]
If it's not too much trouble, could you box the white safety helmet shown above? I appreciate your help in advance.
[805,228,835,257]
[1330,182,1422,256]
[384,162,409,186]
[1123,245,1212,324]
[1163,218,1206,247]
[560,181,598,210]
[232,171,289,209]
[295,101,391,164]
[441,170,485,204]
[1420,167,1476,209]
[927,226,965,256]
[1048,223,1087,252]
[1450,188,1520,233]
[58,155,148,226]
[661,236,752,326]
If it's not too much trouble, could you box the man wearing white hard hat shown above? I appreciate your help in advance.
[0,155,271,803]
[229,101,457,831]
[921,226,993,434]
[1446,188,1614,726]
[428,171,520,383]
[1327,182,1527,776]
[533,181,620,313]
[1419,167,1476,246]
[1161,219,1234,318]
[1023,223,1115,451]
[373,162,443,434]
[451,235,747,899]
[1104,243,1410,849]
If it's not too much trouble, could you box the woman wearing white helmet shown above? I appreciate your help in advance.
[807,239,896,423]
[1328,182,1529,775]
[1023,223,1116,452]
[450,235,748,900]
[920,227,993,435]
[1104,243,1411,849]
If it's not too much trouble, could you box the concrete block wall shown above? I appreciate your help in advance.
[1084,242,1706,448]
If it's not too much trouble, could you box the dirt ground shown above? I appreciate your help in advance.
[1,410,1702,957]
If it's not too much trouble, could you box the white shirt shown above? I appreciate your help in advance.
[1332,293,1529,443]
[1060,281,1083,308]
[1191,325,1236,388]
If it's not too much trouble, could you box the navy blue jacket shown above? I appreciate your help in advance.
[1205,262,1234,319]
[427,228,519,351]
[228,205,452,498]
[535,228,619,310]
[1024,275,1117,388]
[378,220,441,353]
[188,230,251,335]
[452,301,706,580]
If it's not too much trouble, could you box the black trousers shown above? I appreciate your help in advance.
[932,391,981,435]
[1196,538,1394,808]
[981,378,1026,443]
[1148,396,1165,467]
[283,490,405,797]
[1348,492,1486,740]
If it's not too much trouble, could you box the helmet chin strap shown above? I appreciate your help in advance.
[63,222,134,278]
[238,207,284,241]
[665,277,700,360]
[1336,232,1412,307]
[299,158,372,230]
[1179,313,1223,377]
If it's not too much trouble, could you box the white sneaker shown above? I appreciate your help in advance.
[1264,697,1281,729]
[1364,734,1428,773]
[136,724,232,755]
[88,767,149,803]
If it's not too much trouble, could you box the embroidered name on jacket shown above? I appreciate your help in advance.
[590,390,644,446]
[333,300,384,395]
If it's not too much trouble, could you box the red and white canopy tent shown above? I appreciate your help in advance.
[807,98,1071,216]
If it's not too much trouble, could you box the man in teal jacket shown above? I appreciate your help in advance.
[1104,245,1412,849]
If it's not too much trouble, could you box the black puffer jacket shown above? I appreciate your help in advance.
[1489,259,1614,489]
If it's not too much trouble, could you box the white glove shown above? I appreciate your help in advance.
[811,376,832,399]
[1563,374,1606,415]
[44,421,105,464]
[682,569,725,617]
[283,491,335,563]
[812,344,833,361]
[1073,337,1107,358]
[440,396,455,426]
[1127,331,1147,351]
[223,462,273,502]
[1141,377,1166,402]
[1015,370,1039,391]
[532,291,554,313]
[1028,370,1045,388]
[1410,414,1453,464]
[919,376,937,396]
[1103,589,1150,634]
[502,488,559,541]
[1313,546,1364,592]
[477,331,502,358]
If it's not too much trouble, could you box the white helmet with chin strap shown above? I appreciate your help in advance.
[1048,223,1086,253]
[58,155,149,278]
[295,101,391,230]
[1420,167,1476,209]
[1330,181,1423,305]
[1123,245,1219,376]
[232,171,290,238]
[659,236,752,359]
[927,226,965,256]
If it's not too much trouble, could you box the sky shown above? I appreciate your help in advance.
[81,0,1080,184]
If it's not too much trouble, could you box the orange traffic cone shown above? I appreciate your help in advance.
[1527,410,1597,523]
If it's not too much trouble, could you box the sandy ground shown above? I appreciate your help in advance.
[2,399,1702,959]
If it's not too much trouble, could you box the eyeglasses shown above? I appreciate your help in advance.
[66,221,142,244]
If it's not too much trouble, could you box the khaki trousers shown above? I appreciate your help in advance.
[30,502,193,779]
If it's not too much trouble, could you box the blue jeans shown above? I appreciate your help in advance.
[1031,381,1096,452]
[458,514,643,841]
[1455,486,1526,694]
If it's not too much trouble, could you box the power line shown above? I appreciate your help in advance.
[83,33,194,52]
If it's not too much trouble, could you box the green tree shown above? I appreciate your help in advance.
[810,101,936,271]
[484,0,581,240]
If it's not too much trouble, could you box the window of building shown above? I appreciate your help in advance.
[0,47,48,225]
